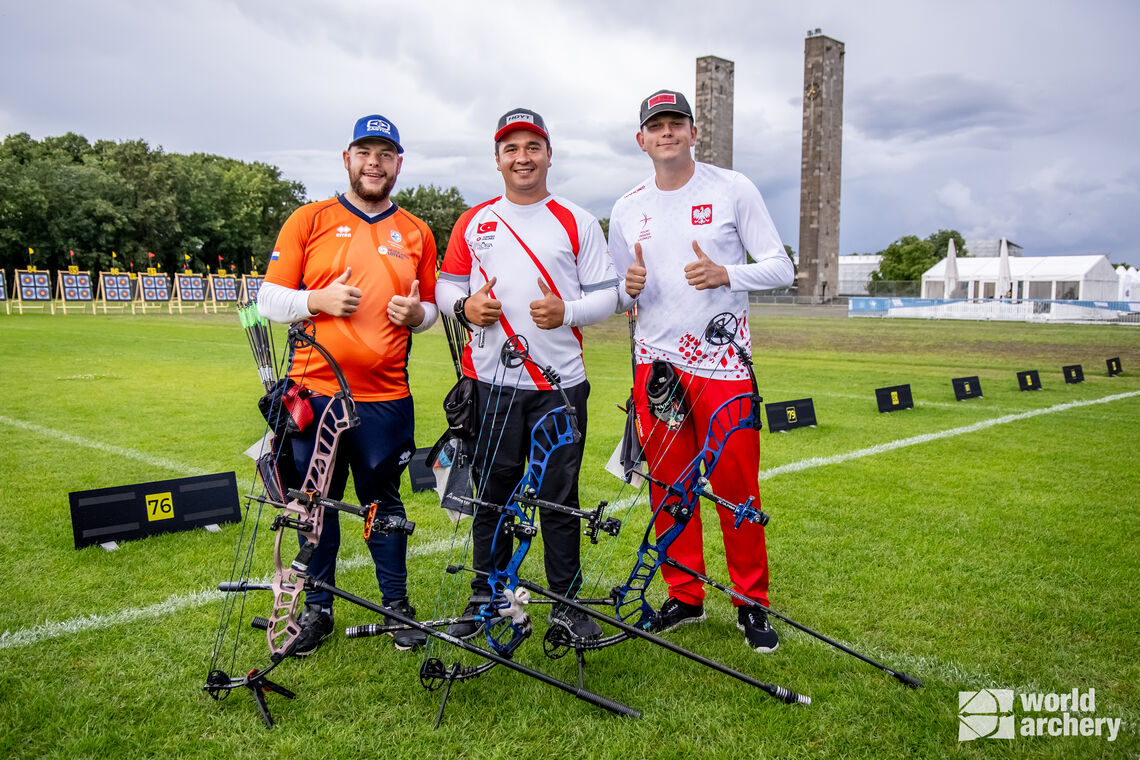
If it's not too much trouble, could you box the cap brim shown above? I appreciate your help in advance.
[349,136,404,154]
[640,108,691,127]
[494,122,549,142]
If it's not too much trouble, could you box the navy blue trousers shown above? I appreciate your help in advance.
[468,380,589,598]
[288,394,415,608]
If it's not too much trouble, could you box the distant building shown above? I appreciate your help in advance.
[964,238,1023,257]
[838,255,881,296]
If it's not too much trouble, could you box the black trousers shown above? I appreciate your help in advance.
[468,380,589,598]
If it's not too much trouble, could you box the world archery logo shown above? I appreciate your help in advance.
[691,205,712,225]
[959,689,1015,741]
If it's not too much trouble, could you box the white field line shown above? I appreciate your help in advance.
[0,414,208,476]
[0,537,455,651]
[759,390,1140,481]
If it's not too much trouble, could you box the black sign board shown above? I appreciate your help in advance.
[1063,364,1084,384]
[952,376,983,401]
[1017,370,1042,391]
[1107,357,1122,376]
[69,472,240,549]
[765,398,817,432]
[875,384,914,413]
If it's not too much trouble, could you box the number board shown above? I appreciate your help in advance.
[1106,357,1122,376]
[1062,364,1084,384]
[61,272,94,301]
[68,472,240,549]
[211,275,238,301]
[243,275,265,302]
[141,274,170,301]
[176,274,206,301]
[876,384,914,413]
[952,376,983,401]
[765,398,817,433]
[101,273,133,301]
[17,270,52,301]
[1017,370,1042,391]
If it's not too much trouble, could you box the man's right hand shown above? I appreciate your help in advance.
[465,276,501,327]
[308,267,362,317]
[625,243,646,298]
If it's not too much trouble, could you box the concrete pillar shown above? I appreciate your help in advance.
[695,56,734,169]
[798,31,844,303]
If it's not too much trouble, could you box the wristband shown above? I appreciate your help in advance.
[453,296,473,331]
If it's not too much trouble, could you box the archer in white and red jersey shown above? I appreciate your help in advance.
[436,108,617,639]
[609,90,794,653]
[439,193,616,388]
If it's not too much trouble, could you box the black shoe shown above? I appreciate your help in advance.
[737,606,779,653]
[291,604,333,657]
[549,604,602,639]
[445,600,485,640]
[651,597,705,633]
[383,598,428,651]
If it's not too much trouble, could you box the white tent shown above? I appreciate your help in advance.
[922,255,1119,300]
[1120,266,1140,301]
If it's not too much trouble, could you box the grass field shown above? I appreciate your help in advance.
[1,309,1138,759]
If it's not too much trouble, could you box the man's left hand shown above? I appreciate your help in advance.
[529,278,565,330]
[684,241,729,290]
[388,279,425,327]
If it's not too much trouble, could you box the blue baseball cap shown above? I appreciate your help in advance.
[349,114,403,154]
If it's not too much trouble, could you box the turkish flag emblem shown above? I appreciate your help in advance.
[691,205,712,225]
[477,221,497,234]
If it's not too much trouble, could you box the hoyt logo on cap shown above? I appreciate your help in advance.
[639,89,693,126]
[350,114,404,154]
[494,107,550,142]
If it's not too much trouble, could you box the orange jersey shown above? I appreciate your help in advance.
[265,196,437,401]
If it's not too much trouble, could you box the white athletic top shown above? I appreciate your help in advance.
[438,194,617,390]
[609,162,794,380]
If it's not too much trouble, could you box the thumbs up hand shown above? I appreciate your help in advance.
[624,242,647,298]
[683,241,729,290]
[466,276,502,327]
[387,279,425,327]
[529,278,565,330]
[309,267,363,317]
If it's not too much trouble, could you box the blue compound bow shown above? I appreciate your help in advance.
[545,311,921,692]
[418,334,620,688]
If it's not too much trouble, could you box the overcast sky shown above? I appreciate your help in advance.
[3,1,1138,266]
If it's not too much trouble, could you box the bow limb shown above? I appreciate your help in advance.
[263,321,360,658]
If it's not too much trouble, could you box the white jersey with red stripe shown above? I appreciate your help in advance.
[440,194,617,390]
[609,162,793,381]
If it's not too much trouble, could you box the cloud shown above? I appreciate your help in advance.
[849,74,1028,144]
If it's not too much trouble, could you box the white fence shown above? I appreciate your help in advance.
[849,297,1140,324]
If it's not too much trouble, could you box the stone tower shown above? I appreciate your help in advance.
[695,56,734,169]
[798,31,844,302]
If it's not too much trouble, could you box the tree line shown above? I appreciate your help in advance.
[0,132,306,275]
[866,229,967,294]
[0,132,480,276]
